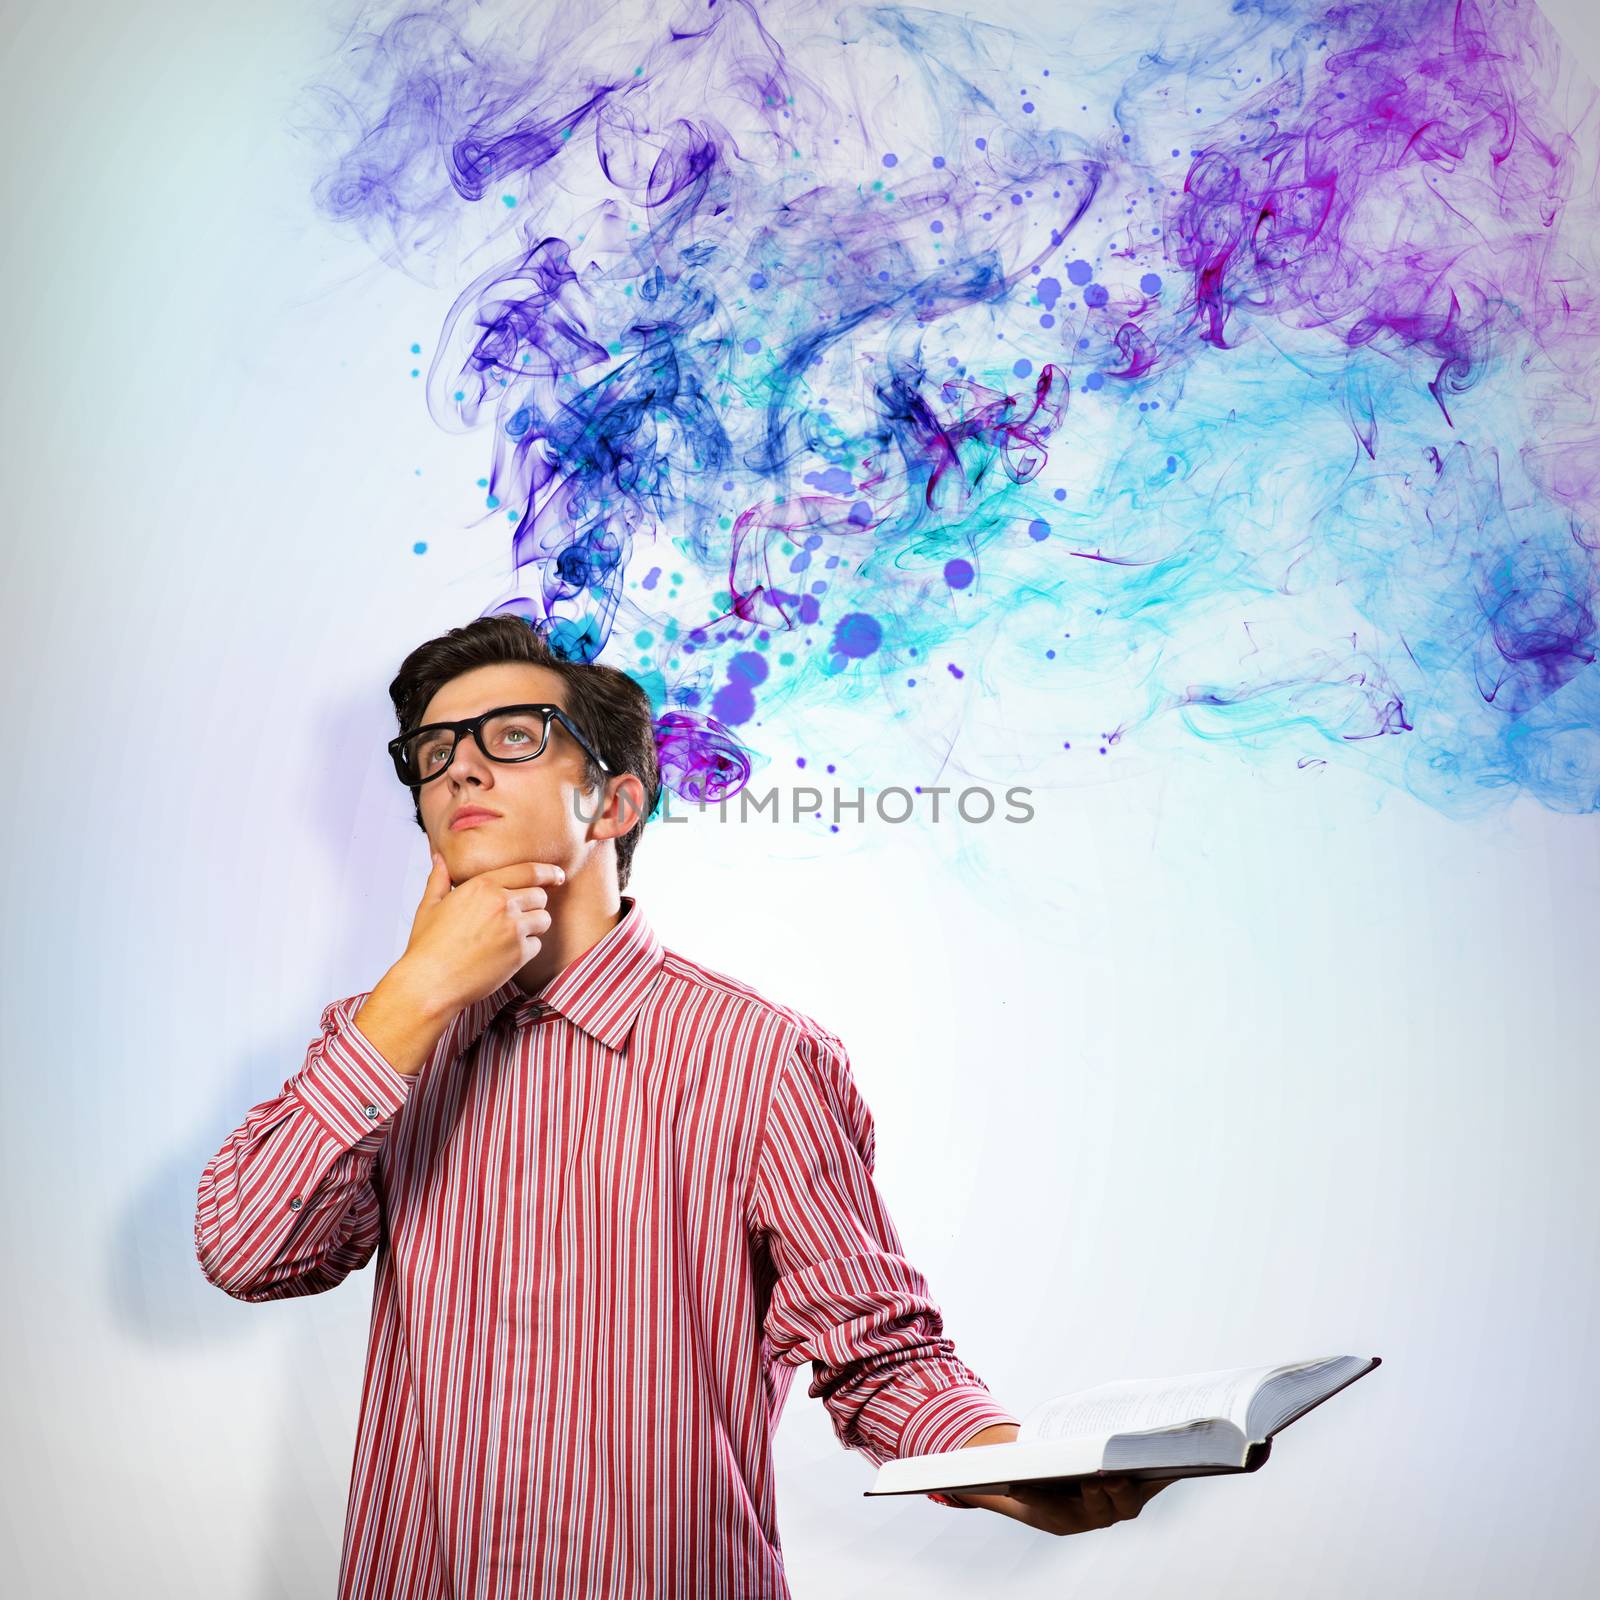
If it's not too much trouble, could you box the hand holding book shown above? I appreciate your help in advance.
[867,1354,1381,1510]
[938,1423,1183,1535]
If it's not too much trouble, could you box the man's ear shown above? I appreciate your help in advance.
[587,774,648,840]
[609,775,649,836]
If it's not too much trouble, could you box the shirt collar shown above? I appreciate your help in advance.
[457,894,666,1054]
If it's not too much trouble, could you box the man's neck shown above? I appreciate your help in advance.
[512,885,625,993]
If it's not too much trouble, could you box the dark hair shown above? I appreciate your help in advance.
[388,615,660,890]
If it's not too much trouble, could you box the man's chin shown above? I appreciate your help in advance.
[449,836,555,879]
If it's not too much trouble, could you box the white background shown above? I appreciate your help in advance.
[3,2,1597,1595]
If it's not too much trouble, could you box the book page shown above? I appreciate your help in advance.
[1019,1361,1284,1442]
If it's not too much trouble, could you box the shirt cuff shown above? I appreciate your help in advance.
[898,1384,1021,1460]
[290,1004,414,1145]
[907,1388,1021,1509]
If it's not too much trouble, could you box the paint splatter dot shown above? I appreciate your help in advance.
[882,152,898,167]
[1067,259,1094,286]
[1013,358,1033,378]
[1140,272,1163,294]
[831,612,884,659]
[945,557,975,589]
[1028,518,1050,541]
[712,650,769,726]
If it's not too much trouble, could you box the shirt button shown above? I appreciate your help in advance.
[288,1197,302,1210]
[363,1104,379,1119]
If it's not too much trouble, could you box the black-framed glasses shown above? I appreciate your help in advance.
[388,703,611,787]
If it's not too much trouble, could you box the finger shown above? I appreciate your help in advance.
[1009,1484,1090,1537]
[424,852,453,899]
[484,862,568,890]
[505,888,549,913]
[1135,1476,1181,1502]
[1077,1481,1117,1528]
[1101,1477,1149,1521]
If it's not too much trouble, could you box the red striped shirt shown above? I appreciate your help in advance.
[195,894,1017,1597]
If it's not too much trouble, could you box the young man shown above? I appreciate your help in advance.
[195,616,1173,1598]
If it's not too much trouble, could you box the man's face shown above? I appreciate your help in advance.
[415,663,603,885]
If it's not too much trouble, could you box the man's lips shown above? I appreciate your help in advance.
[450,808,502,830]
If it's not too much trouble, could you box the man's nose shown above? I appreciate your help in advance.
[448,735,495,784]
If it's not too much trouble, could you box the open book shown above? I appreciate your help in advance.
[865,1353,1380,1498]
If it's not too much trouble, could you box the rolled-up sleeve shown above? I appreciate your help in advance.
[194,992,414,1302]
[748,1023,1019,1486]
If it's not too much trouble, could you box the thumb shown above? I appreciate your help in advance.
[424,850,452,899]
